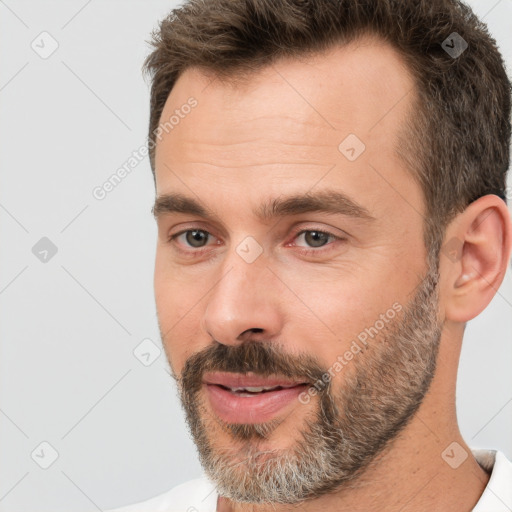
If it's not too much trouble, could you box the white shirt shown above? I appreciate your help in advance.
[107,448,512,512]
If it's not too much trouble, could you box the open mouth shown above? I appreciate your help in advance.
[202,373,311,423]
[216,383,308,397]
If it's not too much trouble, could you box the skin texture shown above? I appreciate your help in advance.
[152,38,511,512]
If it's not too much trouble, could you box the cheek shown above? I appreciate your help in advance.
[276,262,407,364]
[154,248,192,319]
[154,260,190,364]
[155,255,216,374]
[156,300,201,376]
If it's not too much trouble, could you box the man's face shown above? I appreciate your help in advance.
[153,39,443,503]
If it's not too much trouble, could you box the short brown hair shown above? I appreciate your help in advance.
[144,0,511,263]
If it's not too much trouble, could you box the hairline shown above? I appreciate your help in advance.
[148,33,445,268]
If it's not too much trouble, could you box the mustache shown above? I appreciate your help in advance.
[179,340,328,395]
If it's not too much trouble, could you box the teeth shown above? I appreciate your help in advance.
[231,386,280,393]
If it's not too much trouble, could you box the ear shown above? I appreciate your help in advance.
[440,195,512,323]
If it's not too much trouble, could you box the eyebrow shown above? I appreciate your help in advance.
[152,191,375,223]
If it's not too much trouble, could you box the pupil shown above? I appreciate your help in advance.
[305,231,328,247]
[186,230,207,247]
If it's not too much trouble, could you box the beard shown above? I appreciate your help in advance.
[167,262,442,505]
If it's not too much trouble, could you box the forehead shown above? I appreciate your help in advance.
[154,37,421,219]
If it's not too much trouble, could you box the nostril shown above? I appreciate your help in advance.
[236,327,267,344]
[240,328,264,336]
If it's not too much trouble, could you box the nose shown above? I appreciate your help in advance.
[201,256,284,346]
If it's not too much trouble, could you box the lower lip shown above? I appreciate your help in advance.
[204,383,309,424]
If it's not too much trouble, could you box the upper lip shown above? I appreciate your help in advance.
[203,372,309,389]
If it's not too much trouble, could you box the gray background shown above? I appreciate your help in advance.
[0,1,511,511]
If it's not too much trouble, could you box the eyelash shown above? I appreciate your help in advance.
[167,228,344,257]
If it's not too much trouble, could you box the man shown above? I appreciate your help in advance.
[109,0,512,510]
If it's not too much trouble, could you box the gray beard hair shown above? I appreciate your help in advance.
[174,263,442,505]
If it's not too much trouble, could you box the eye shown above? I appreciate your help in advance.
[294,230,336,248]
[297,230,336,247]
[168,227,343,257]
[171,229,212,248]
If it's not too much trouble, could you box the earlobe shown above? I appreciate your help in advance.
[442,195,512,323]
